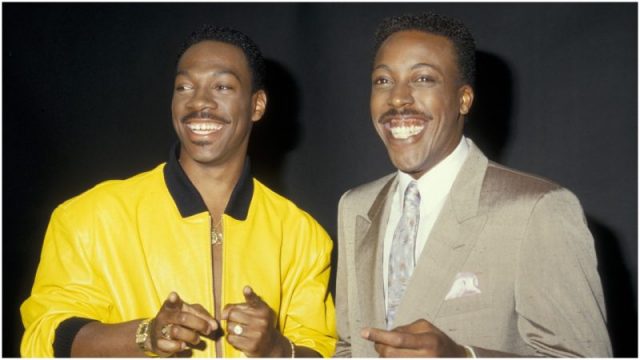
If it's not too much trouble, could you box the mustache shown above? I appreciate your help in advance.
[377,108,429,124]
[181,111,231,124]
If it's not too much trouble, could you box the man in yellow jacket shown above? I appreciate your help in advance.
[21,25,336,358]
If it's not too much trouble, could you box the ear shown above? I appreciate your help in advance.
[251,90,267,122]
[458,85,474,116]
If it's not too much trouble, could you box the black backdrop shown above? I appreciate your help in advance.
[3,3,637,357]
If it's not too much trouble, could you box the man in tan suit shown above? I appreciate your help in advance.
[335,12,611,357]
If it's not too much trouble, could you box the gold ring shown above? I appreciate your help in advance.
[161,324,173,340]
[232,324,243,336]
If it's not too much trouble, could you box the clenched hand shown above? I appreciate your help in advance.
[361,319,466,357]
[148,292,218,357]
[222,286,291,357]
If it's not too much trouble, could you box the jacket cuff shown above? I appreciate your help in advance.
[53,317,94,357]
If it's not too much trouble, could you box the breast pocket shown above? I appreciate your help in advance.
[436,270,493,318]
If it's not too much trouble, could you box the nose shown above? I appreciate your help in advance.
[388,82,414,108]
[186,87,217,111]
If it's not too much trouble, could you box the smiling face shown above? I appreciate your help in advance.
[371,30,474,179]
[171,40,266,168]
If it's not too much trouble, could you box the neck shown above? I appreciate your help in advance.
[178,152,246,217]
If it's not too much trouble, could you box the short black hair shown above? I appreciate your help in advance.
[177,25,265,92]
[374,12,476,86]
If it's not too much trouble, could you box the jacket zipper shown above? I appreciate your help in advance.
[211,215,223,357]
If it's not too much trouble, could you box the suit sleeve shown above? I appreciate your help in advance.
[513,188,612,357]
[335,191,353,357]
[20,206,112,357]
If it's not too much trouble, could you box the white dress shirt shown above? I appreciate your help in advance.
[383,136,470,311]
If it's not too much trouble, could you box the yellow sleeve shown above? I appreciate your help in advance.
[20,205,112,357]
[280,211,337,358]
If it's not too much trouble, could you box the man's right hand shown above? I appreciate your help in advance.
[146,292,218,356]
[361,319,467,358]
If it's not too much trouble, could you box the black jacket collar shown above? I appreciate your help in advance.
[163,143,253,220]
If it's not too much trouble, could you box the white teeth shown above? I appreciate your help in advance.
[390,124,424,139]
[187,122,223,135]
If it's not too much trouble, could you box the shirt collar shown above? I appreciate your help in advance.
[163,142,253,220]
[396,136,470,206]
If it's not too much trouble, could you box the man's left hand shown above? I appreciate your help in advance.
[222,286,290,357]
[361,319,467,357]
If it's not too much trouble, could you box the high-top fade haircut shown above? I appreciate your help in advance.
[177,25,266,92]
[374,12,476,86]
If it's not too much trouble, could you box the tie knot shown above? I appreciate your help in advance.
[403,181,420,211]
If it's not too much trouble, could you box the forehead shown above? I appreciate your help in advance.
[177,40,250,77]
[374,30,458,73]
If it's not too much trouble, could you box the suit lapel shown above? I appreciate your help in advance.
[355,177,396,330]
[394,143,490,325]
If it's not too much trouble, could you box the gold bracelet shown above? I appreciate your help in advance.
[288,338,295,358]
[463,345,476,358]
[135,318,158,357]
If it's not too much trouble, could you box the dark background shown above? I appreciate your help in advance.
[3,3,637,357]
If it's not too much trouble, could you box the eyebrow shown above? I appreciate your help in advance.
[176,69,242,82]
[412,62,443,74]
[373,64,389,72]
[373,62,444,75]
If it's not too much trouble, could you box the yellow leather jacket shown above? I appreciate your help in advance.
[21,149,336,357]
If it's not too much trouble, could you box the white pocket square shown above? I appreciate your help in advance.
[444,272,482,300]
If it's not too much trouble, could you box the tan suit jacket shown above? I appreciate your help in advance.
[335,142,611,357]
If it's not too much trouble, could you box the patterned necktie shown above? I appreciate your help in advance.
[387,181,421,329]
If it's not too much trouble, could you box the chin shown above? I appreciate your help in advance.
[389,152,428,173]
[183,146,219,164]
